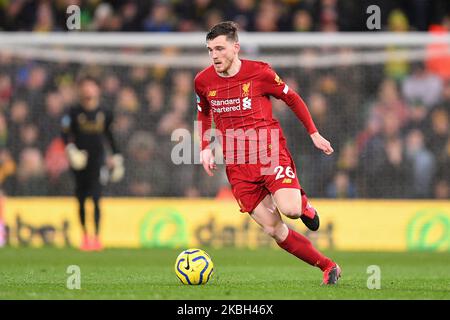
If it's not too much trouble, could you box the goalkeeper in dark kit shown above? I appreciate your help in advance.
[61,76,124,251]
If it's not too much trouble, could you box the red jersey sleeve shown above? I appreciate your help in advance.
[260,64,318,135]
[194,75,213,150]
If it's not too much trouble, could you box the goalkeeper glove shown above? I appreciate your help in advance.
[66,143,88,170]
[110,154,125,182]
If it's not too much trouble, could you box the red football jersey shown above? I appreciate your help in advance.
[195,59,317,165]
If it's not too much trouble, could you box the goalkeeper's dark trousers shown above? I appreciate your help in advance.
[73,163,102,235]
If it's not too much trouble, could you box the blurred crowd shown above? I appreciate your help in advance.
[0,0,449,32]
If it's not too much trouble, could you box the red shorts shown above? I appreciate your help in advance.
[225,150,301,213]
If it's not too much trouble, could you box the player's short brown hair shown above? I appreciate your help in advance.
[206,21,239,42]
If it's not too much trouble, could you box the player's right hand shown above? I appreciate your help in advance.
[310,132,334,155]
[66,143,88,170]
[110,154,125,182]
[200,148,216,176]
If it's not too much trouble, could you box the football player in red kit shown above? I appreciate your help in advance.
[195,22,341,285]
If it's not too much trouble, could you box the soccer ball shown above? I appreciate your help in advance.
[174,248,214,285]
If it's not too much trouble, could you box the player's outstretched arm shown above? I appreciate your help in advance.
[61,111,88,170]
[259,64,334,156]
[310,132,334,155]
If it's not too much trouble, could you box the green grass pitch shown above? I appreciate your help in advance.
[0,247,449,299]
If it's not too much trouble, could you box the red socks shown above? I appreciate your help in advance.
[277,228,334,271]
[300,188,307,211]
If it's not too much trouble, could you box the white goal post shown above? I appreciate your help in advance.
[0,32,449,47]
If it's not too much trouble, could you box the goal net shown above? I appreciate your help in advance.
[0,32,449,199]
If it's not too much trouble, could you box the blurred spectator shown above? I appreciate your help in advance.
[370,78,409,128]
[17,66,48,121]
[216,186,234,199]
[0,113,7,148]
[120,1,140,32]
[434,179,449,199]
[308,92,334,138]
[89,3,114,31]
[292,9,313,32]
[176,0,215,30]
[225,0,256,31]
[112,112,135,152]
[403,101,428,132]
[128,66,150,88]
[356,116,382,154]
[157,94,190,138]
[425,24,450,81]
[316,0,339,32]
[8,100,29,140]
[381,137,411,198]
[441,79,450,106]
[11,122,40,160]
[426,107,449,164]
[44,137,72,195]
[405,129,436,198]
[402,63,443,108]
[358,112,411,198]
[170,129,204,197]
[143,2,176,32]
[336,141,358,179]
[172,70,193,96]
[171,94,190,118]
[126,131,170,196]
[0,74,12,111]
[388,9,410,32]
[33,1,55,32]
[102,74,121,106]
[326,171,357,198]
[385,10,411,80]
[300,92,336,197]
[254,0,280,32]
[40,91,65,148]
[20,123,40,148]
[204,9,225,31]
[0,148,15,192]
[58,81,77,107]
[138,81,165,131]
[15,148,47,196]
[116,86,140,114]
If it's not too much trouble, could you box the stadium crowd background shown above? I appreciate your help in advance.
[0,0,449,32]
[0,0,449,199]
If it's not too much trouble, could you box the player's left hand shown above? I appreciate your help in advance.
[110,154,125,182]
[310,132,334,155]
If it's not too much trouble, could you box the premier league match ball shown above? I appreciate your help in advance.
[174,248,214,285]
